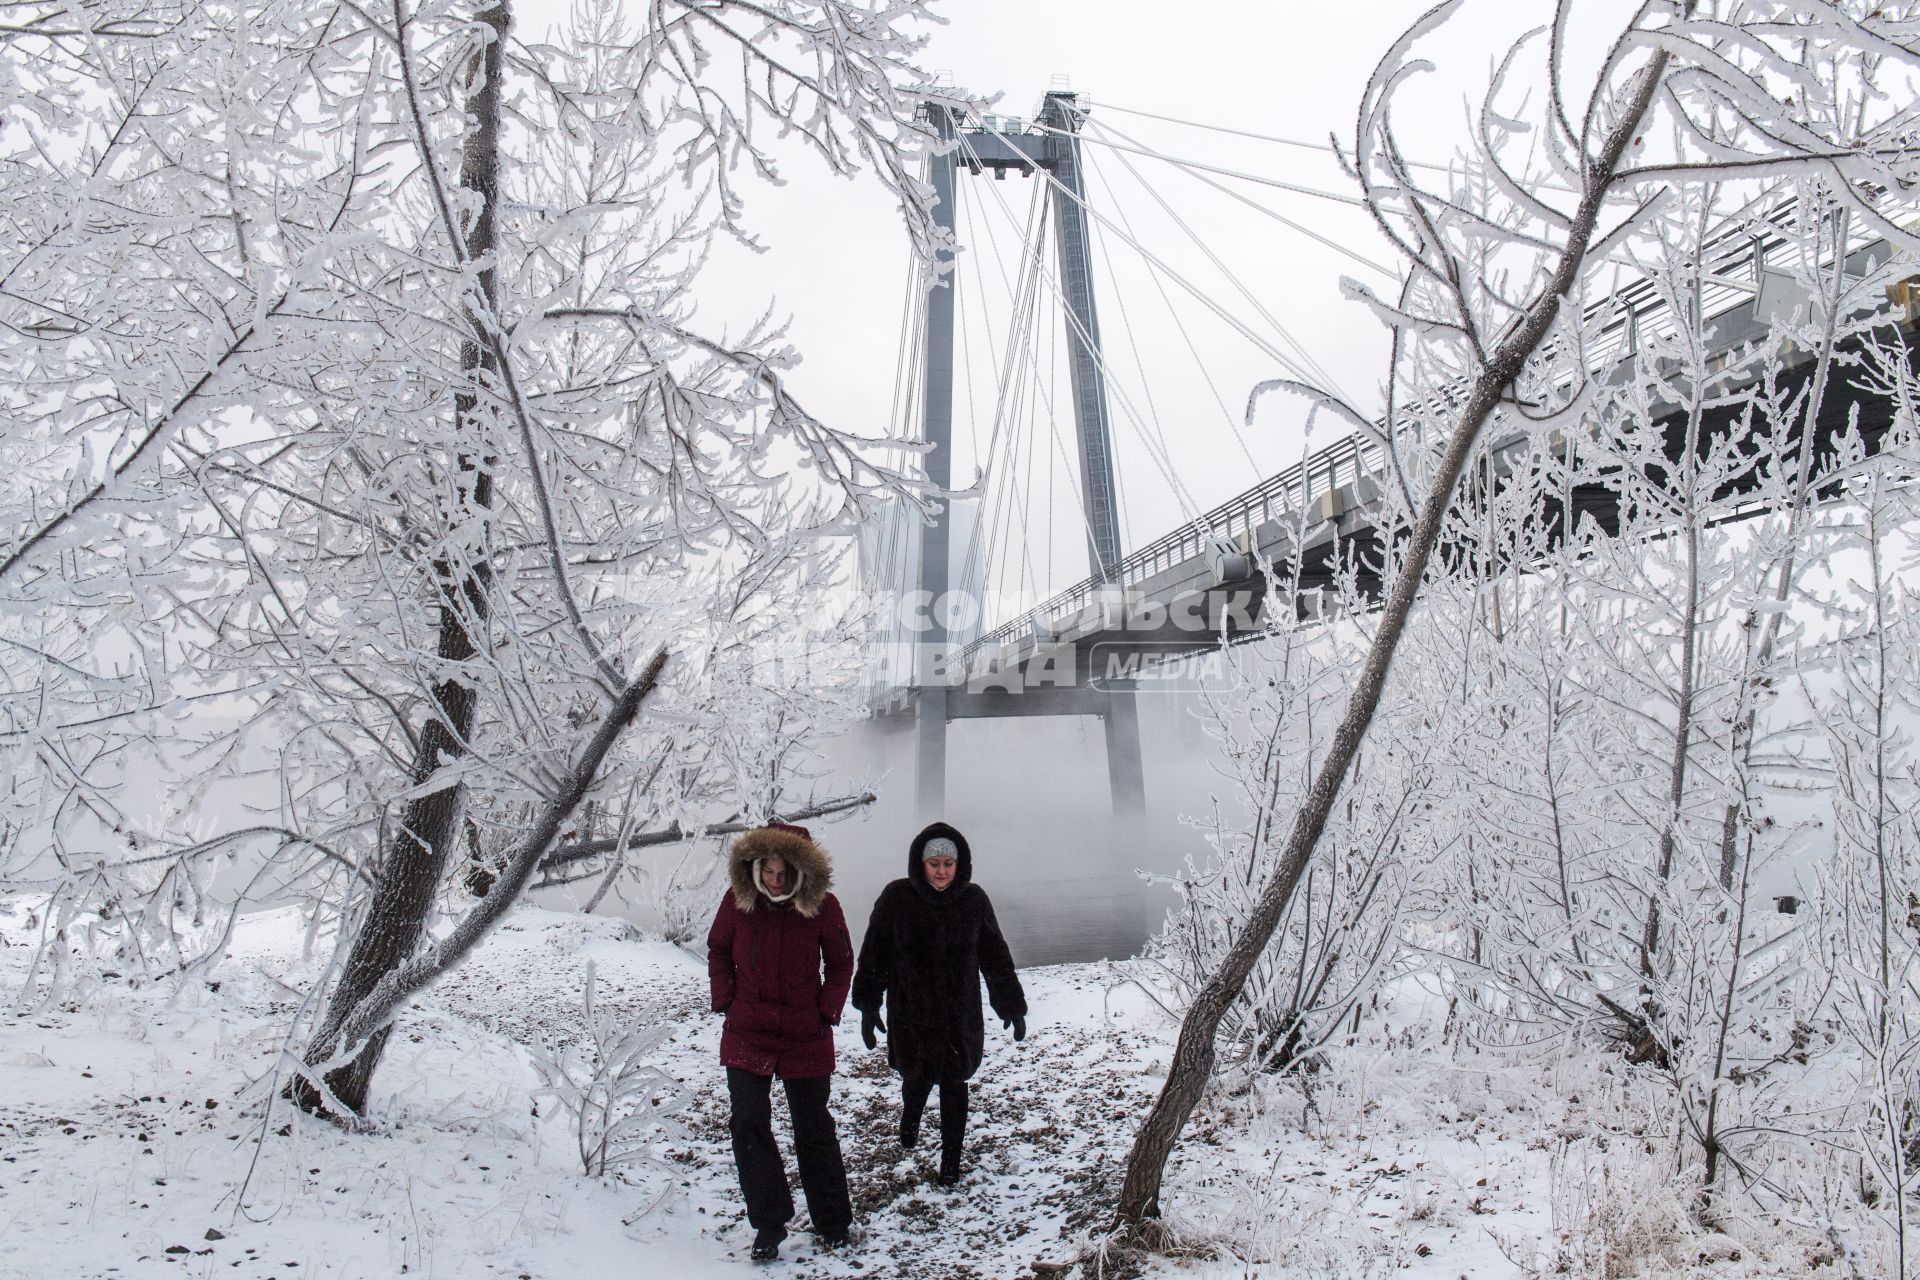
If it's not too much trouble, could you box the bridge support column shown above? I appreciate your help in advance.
[916,686,948,814]
[914,101,959,820]
[1104,687,1145,815]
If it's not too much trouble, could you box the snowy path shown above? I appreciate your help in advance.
[430,911,1163,1278]
[0,905,1169,1279]
[1,902,1587,1278]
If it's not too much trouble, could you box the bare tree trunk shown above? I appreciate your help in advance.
[1700,819,1757,1198]
[293,1,509,1118]
[1114,53,1670,1226]
[1640,394,1707,981]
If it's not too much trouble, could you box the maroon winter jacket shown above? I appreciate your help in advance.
[707,825,853,1080]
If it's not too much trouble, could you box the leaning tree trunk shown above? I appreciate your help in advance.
[1114,54,1671,1226]
[314,653,668,1078]
[292,1,510,1118]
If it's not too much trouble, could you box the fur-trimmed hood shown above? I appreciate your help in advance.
[728,825,833,917]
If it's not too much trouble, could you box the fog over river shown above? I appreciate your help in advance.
[536,685,1231,967]
[63,588,1826,971]
[47,667,1231,969]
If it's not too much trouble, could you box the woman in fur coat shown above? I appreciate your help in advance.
[707,822,854,1261]
[850,821,1026,1185]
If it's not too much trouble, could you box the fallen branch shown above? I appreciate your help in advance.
[538,790,878,873]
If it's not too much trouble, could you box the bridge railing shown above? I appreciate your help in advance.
[959,431,1385,661]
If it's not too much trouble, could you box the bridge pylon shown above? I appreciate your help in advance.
[910,91,1145,818]
[912,102,958,818]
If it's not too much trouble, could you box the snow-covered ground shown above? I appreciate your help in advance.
[0,901,1823,1279]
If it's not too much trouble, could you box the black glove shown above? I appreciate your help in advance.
[1004,1013,1026,1042]
[861,1007,886,1050]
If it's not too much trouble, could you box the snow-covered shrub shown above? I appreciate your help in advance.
[531,961,690,1178]
[1524,1135,1721,1278]
[1799,436,1920,1268]
[630,836,727,946]
[1142,546,1444,1082]
[15,847,239,1011]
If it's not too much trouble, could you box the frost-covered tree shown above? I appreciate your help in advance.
[0,0,950,1116]
[1118,0,1920,1231]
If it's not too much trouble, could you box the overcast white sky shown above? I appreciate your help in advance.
[524,0,1527,602]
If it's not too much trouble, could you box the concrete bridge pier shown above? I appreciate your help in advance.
[915,682,1146,817]
[915,685,947,816]
[1103,686,1145,816]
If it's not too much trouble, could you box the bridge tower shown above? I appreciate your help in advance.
[912,102,959,817]
[913,91,1146,817]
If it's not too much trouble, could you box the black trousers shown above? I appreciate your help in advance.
[901,1074,969,1157]
[726,1067,851,1236]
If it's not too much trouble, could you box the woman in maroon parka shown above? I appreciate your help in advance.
[707,822,854,1263]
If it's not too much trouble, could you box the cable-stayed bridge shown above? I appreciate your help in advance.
[858,91,1919,818]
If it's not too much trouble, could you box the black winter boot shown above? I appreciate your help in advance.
[936,1079,969,1185]
[750,1225,786,1262]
